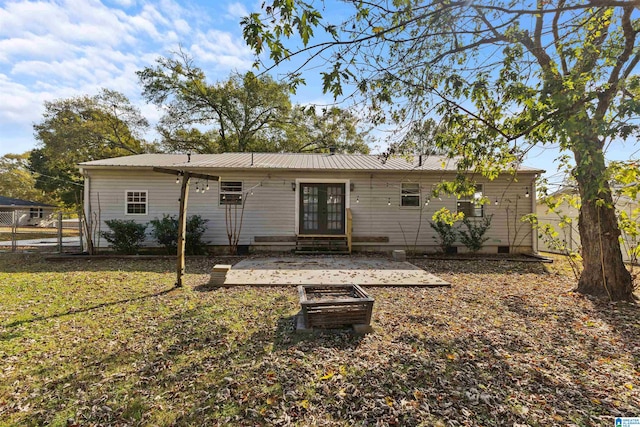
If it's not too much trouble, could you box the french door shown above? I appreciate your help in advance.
[299,183,345,235]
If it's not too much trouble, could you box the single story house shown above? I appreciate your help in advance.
[79,153,542,253]
[0,196,56,227]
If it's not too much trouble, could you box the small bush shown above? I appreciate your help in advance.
[458,214,493,252]
[101,219,147,254]
[149,214,209,255]
[430,208,463,253]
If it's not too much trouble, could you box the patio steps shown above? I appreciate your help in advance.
[295,235,350,254]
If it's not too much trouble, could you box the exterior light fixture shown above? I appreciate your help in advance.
[387,198,391,206]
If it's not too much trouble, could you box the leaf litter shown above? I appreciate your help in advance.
[0,253,638,426]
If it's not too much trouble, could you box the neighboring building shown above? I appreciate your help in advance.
[0,196,56,227]
[537,188,640,263]
[79,153,542,253]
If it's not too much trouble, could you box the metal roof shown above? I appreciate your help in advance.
[0,196,55,208]
[79,153,543,173]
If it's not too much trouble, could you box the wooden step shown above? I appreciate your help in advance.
[296,235,349,254]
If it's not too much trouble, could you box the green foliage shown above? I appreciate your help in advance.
[149,214,209,255]
[283,106,371,154]
[458,215,493,253]
[137,51,370,155]
[31,89,151,208]
[0,152,57,205]
[430,208,463,253]
[138,53,290,153]
[524,213,583,281]
[100,219,147,254]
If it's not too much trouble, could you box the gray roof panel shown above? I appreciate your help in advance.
[79,152,543,173]
[0,196,55,207]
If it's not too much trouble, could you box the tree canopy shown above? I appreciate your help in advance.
[0,152,56,204]
[31,89,150,207]
[137,51,370,154]
[242,0,640,301]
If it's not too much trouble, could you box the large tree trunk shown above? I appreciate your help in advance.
[573,143,635,302]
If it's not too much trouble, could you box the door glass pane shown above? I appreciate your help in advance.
[303,185,318,231]
[326,185,343,231]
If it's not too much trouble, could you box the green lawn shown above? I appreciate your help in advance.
[0,253,638,426]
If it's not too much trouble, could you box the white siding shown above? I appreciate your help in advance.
[86,168,537,253]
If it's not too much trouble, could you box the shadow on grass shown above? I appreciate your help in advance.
[417,258,549,275]
[3,287,177,329]
[0,252,239,274]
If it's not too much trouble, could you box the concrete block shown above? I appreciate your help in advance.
[392,250,406,262]
[209,264,232,285]
[295,312,313,334]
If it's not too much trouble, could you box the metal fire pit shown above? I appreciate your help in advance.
[297,284,374,330]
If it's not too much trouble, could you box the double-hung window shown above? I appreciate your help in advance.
[401,183,420,207]
[29,208,43,219]
[457,184,484,218]
[125,190,147,215]
[219,181,243,205]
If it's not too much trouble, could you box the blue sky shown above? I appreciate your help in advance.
[0,0,333,155]
[0,0,636,183]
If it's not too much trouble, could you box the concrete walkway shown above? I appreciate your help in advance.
[221,256,450,287]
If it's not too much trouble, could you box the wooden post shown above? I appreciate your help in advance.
[78,214,84,253]
[150,167,218,288]
[176,172,190,287]
[11,211,17,253]
[57,212,63,253]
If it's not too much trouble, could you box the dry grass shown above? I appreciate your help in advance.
[0,253,638,426]
[0,227,79,242]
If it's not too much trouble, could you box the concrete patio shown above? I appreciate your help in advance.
[216,256,450,287]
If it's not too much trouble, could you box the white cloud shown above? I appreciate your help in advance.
[0,0,260,156]
[190,29,253,70]
[226,2,248,19]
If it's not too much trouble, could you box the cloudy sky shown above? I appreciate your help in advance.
[0,0,334,157]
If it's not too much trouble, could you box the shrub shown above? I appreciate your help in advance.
[430,208,463,253]
[458,214,493,252]
[149,214,209,255]
[101,219,147,254]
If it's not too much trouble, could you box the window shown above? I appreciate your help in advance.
[220,181,243,205]
[457,184,484,217]
[401,183,420,207]
[29,208,43,219]
[126,190,147,215]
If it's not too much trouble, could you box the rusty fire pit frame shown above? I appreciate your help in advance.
[297,284,374,329]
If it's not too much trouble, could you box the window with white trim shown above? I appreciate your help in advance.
[125,190,147,215]
[219,181,243,205]
[401,183,420,207]
[29,208,44,219]
[457,184,484,217]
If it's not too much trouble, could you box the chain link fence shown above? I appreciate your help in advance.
[0,210,83,253]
